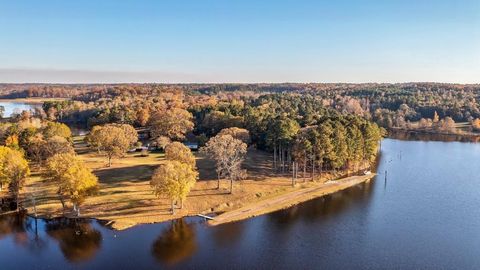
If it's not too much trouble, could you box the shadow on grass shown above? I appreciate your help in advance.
[94,165,158,184]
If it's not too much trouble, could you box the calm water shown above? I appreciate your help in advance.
[0,101,41,117]
[1,138,480,269]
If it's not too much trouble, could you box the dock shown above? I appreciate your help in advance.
[197,214,215,220]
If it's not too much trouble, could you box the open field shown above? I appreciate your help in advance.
[17,136,371,230]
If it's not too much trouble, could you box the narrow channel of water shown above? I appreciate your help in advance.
[1,138,480,269]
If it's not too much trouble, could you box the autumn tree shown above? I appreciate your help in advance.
[150,161,198,214]
[472,118,480,131]
[44,135,75,159]
[165,142,196,168]
[46,153,98,216]
[433,111,440,123]
[86,124,138,166]
[155,136,172,151]
[149,108,194,141]
[217,127,250,144]
[0,146,30,209]
[437,117,456,133]
[201,134,247,193]
[43,122,72,140]
[136,108,150,127]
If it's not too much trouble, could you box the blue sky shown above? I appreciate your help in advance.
[0,0,479,83]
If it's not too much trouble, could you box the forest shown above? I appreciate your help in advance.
[1,82,479,130]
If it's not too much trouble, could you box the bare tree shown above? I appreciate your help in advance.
[201,135,247,193]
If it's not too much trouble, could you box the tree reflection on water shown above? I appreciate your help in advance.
[267,179,375,229]
[0,211,47,253]
[212,221,244,247]
[151,219,197,266]
[45,218,102,263]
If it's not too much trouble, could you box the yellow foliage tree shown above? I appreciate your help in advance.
[5,134,20,150]
[165,142,196,168]
[46,153,98,216]
[472,118,480,131]
[0,146,30,209]
[150,161,198,214]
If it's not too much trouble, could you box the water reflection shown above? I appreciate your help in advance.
[0,211,47,253]
[45,218,102,263]
[2,139,480,269]
[389,129,480,143]
[212,221,245,247]
[267,179,375,228]
[151,219,197,265]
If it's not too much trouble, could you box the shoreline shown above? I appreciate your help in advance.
[14,173,376,230]
[389,127,480,138]
[208,174,376,226]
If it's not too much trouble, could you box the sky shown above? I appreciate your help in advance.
[0,0,479,83]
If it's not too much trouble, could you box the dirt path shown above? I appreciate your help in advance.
[208,174,376,226]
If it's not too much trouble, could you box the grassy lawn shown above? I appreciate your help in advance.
[21,136,344,230]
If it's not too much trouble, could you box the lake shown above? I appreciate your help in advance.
[0,101,41,117]
[1,138,480,269]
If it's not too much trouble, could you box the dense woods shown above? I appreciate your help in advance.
[2,82,479,130]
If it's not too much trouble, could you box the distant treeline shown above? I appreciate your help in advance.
[2,82,480,127]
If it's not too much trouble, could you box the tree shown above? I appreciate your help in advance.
[46,153,98,216]
[331,123,348,170]
[5,134,20,150]
[472,118,480,131]
[437,117,456,133]
[201,134,247,193]
[433,111,440,123]
[149,108,194,141]
[27,133,46,162]
[315,122,335,176]
[346,125,364,172]
[292,130,312,179]
[150,160,198,214]
[43,122,72,140]
[43,135,75,159]
[266,116,300,172]
[165,142,196,168]
[86,124,138,166]
[217,127,250,144]
[362,122,382,164]
[0,146,30,209]
[136,108,150,127]
[155,136,171,151]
